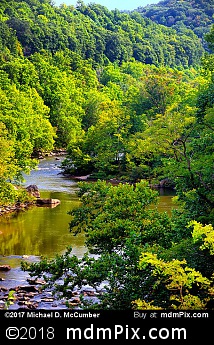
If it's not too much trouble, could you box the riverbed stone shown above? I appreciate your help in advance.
[16,285,39,293]
[70,297,81,304]
[0,287,8,292]
[27,277,46,285]
[18,296,31,301]
[17,300,39,309]
[0,265,11,271]
[26,185,40,198]
[0,300,5,309]
[41,297,54,302]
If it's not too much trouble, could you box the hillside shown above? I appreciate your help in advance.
[0,0,204,68]
[136,0,214,49]
[0,0,213,314]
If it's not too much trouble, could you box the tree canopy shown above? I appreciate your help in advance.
[137,0,214,51]
[0,0,213,310]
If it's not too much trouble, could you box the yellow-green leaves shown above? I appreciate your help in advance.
[138,252,211,309]
[190,220,214,255]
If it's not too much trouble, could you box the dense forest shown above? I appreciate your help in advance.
[0,0,214,309]
[137,0,214,49]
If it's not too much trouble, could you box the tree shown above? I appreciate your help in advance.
[69,180,171,252]
[0,122,16,181]
[142,67,183,115]
[0,73,55,207]
[1,57,40,90]
[137,0,214,51]
[29,52,85,147]
[134,251,212,310]
[22,182,214,309]
[22,180,172,309]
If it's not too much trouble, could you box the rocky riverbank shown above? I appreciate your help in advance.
[0,151,66,218]
[0,201,35,217]
[0,282,101,310]
[0,184,61,217]
[0,256,103,310]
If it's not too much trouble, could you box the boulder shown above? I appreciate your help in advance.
[26,185,40,198]
[0,265,11,271]
[16,285,39,293]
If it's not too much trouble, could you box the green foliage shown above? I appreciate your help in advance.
[22,181,171,309]
[0,122,16,179]
[135,252,212,309]
[0,57,55,205]
[158,238,214,278]
[69,180,171,253]
[190,221,214,254]
[125,61,214,225]
[206,25,214,52]
[138,0,214,51]
[0,83,55,172]
[63,63,204,178]
[22,181,214,309]
[0,1,210,184]
[4,290,16,309]
[0,0,204,67]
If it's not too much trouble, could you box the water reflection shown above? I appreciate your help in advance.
[0,156,177,259]
[0,156,86,259]
[0,157,178,289]
[156,192,176,215]
[0,191,85,258]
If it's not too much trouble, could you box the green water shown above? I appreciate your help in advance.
[0,156,177,288]
[0,156,176,259]
[0,156,86,260]
[0,191,85,258]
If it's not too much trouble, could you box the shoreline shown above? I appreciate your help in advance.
[0,151,66,218]
[0,180,175,218]
[65,174,175,190]
[0,201,35,217]
[0,259,101,310]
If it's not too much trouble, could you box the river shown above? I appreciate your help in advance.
[0,156,86,291]
[0,155,176,291]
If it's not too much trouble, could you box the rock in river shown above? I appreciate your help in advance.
[26,185,40,198]
[0,265,11,271]
[36,198,61,205]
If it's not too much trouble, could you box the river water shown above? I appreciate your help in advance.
[0,156,176,290]
[0,156,86,289]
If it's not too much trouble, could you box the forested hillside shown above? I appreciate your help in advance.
[1,0,204,66]
[137,0,214,49]
[0,0,213,223]
[0,0,214,310]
